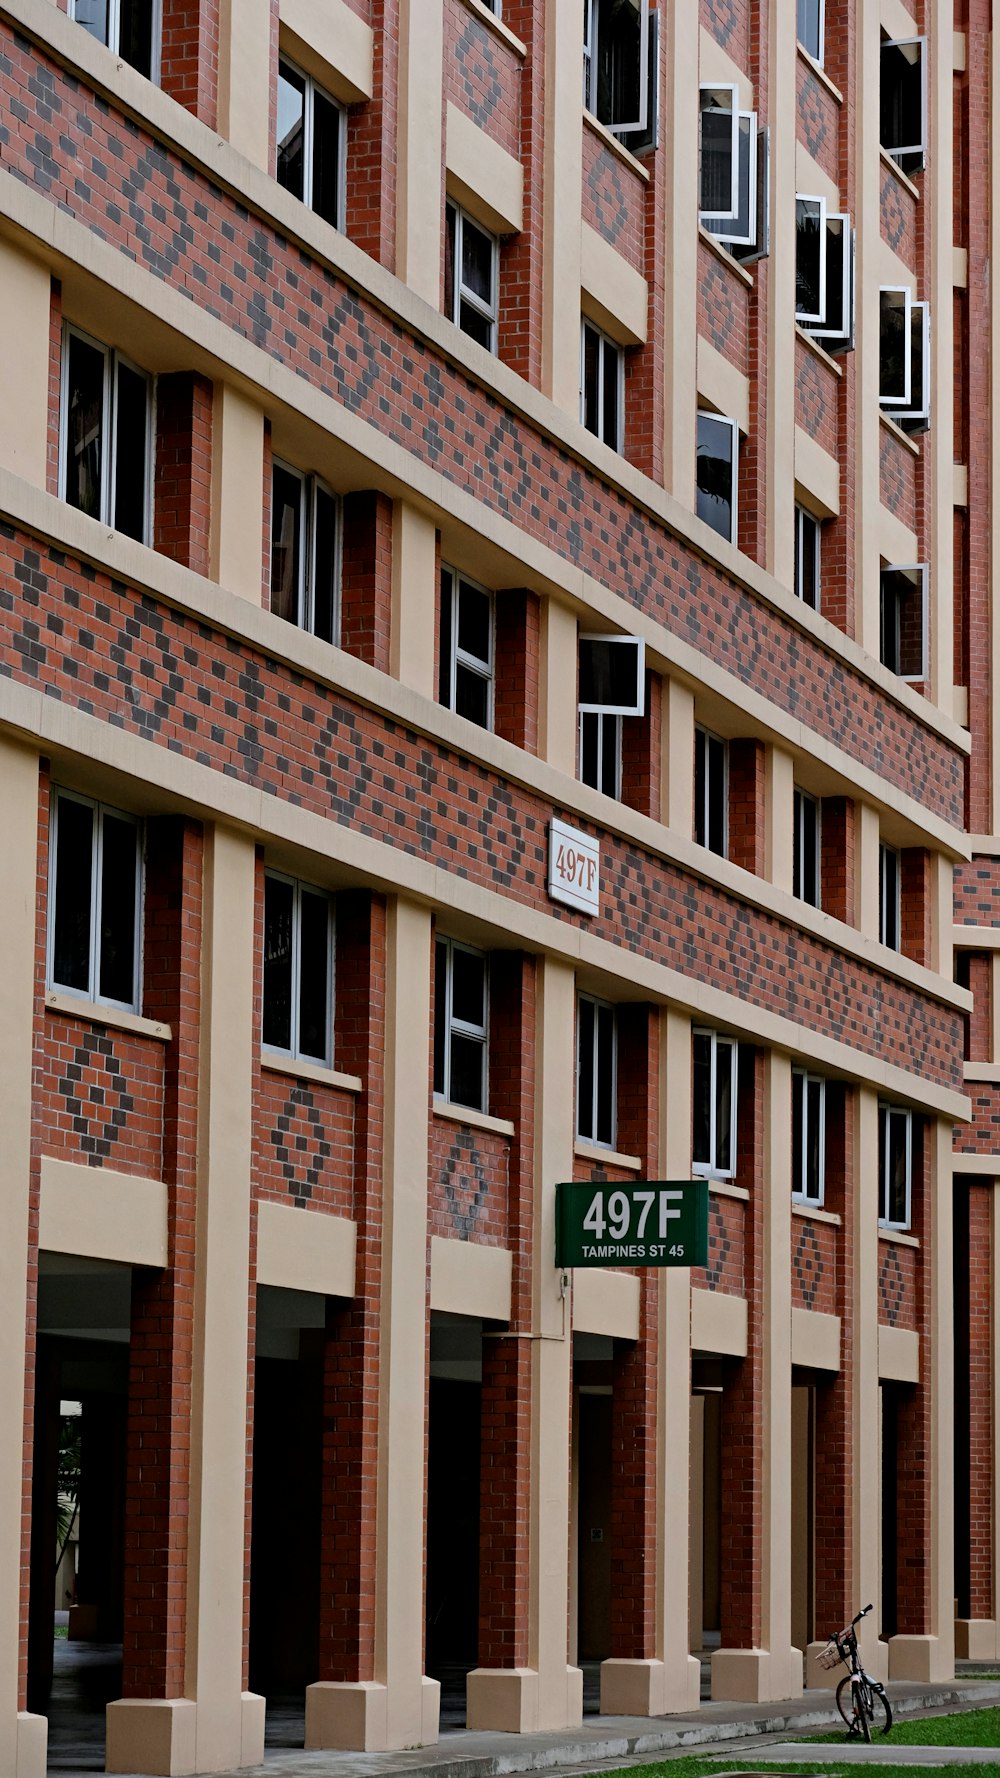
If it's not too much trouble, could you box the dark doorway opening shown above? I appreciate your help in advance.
[425,1314,481,1727]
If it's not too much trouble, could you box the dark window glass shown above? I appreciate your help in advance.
[792,1071,804,1195]
[692,1032,711,1167]
[822,217,848,339]
[98,812,138,1005]
[583,323,601,436]
[881,40,923,170]
[312,485,339,643]
[595,1001,615,1146]
[879,289,909,402]
[880,1107,911,1225]
[439,571,454,708]
[263,875,294,1051]
[455,663,490,727]
[594,0,641,127]
[601,337,620,446]
[451,946,486,1029]
[795,508,820,610]
[795,198,823,319]
[805,1077,823,1199]
[270,466,301,625]
[880,844,900,951]
[450,1032,485,1111]
[797,0,821,60]
[52,797,94,994]
[457,580,491,665]
[461,217,494,307]
[714,1040,733,1173]
[113,362,148,543]
[118,0,154,77]
[577,997,595,1139]
[276,62,306,203]
[73,0,110,45]
[444,206,457,330]
[297,887,330,1061]
[695,728,726,856]
[696,413,735,542]
[434,938,447,1095]
[700,101,734,214]
[579,637,642,712]
[794,790,819,907]
[66,334,105,522]
[311,86,342,228]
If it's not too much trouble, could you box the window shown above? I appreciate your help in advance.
[276,58,344,229]
[694,725,727,857]
[270,462,340,643]
[793,788,820,907]
[879,288,930,430]
[48,790,142,1012]
[794,506,821,609]
[797,0,823,63]
[70,0,160,80]
[60,327,152,544]
[699,87,770,262]
[263,873,333,1065]
[581,321,624,451]
[439,567,493,730]
[445,203,499,353]
[577,994,617,1147]
[792,1070,826,1204]
[881,37,926,174]
[879,1103,913,1229]
[578,633,644,797]
[880,564,927,681]
[692,1028,738,1179]
[434,937,488,1113]
[880,841,901,951]
[583,0,657,147]
[795,196,854,350]
[696,411,738,545]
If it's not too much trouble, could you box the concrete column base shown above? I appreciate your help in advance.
[466,1668,539,1732]
[711,1646,803,1703]
[887,1633,953,1682]
[106,1694,264,1776]
[955,1619,1000,1660]
[6,1712,47,1778]
[599,1655,701,1716]
[305,1678,440,1750]
[804,1641,844,1690]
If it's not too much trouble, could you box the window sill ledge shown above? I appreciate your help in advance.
[262,1054,362,1093]
[796,42,844,106]
[795,324,844,378]
[582,109,650,183]
[700,1177,750,1201]
[697,225,755,289]
[460,0,527,60]
[879,145,922,203]
[878,1225,919,1247]
[574,1140,642,1172]
[433,1098,515,1138]
[792,1200,842,1226]
[45,990,171,1042]
[879,410,922,458]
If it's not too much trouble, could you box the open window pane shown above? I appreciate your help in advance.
[276,62,307,203]
[714,1039,734,1174]
[880,843,901,951]
[880,565,926,680]
[263,875,294,1052]
[811,214,853,347]
[593,0,649,135]
[311,484,339,644]
[297,887,331,1063]
[897,301,930,430]
[73,0,110,45]
[699,89,738,219]
[311,86,342,228]
[696,412,736,544]
[794,507,820,610]
[451,946,486,1030]
[879,288,911,405]
[692,1032,711,1168]
[52,796,94,994]
[113,361,149,543]
[118,0,155,78]
[578,636,645,716]
[270,465,302,625]
[98,811,139,1006]
[65,333,106,522]
[881,37,925,172]
[797,0,823,61]
[795,197,825,322]
[594,1001,616,1146]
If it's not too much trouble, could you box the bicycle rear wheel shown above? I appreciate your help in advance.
[835,1676,856,1733]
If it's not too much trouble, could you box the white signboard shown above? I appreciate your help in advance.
[548,819,600,916]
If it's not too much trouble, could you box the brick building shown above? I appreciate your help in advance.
[0,0,989,1773]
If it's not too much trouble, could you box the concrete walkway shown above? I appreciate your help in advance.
[719,1748,1000,1765]
[51,1679,1000,1778]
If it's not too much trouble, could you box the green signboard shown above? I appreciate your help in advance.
[555,1179,709,1269]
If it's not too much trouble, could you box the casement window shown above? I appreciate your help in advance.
[263,873,333,1066]
[879,288,930,430]
[692,1027,738,1179]
[445,202,499,353]
[795,196,854,350]
[793,788,820,907]
[69,0,160,81]
[879,1102,913,1230]
[581,321,624,452]
[48,790,142,1013]
[583,0,658,149]
[792,1070,826,1205]
[794,506,821,610]
[797,0,824,63]
[699,87,770,263]
[270,462,340,643]
[578,634,644,797]
[60,326,152,544]
[434,937,488,1113]
[881,37,926,174]
[879,841,901,952]
[694,725,727,857]
[576,994,617,1148]
[880,564,927,681]
[439,567,494,730]
[696,411,738,545]
[276,57,344,229]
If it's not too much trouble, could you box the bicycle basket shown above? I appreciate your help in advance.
[817,1640,844,1671]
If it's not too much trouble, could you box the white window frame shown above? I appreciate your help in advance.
[583,0,653,142]
[692,1027,738,1180]
[69,0,162,80]
[797,0,824,64]
[793,787,821,907]
[270,460,342,643]
[578,710,622,798]
[47,788,143,1014]
[434,936,489,1113]
[694,724,728,857]
[439,565,495,730]
[578,634,645,716]
[809,212,854,349]
[879,841,901,951]
[696,410,739,546]
[276,55,346,228]
[878,1102,913,1231]
[59,324,154,544]
[795,195,827,325]
[446,201,500,354]
[881,36,927,173]
[792,1069,826,1206]
[879,289,929,428]
[262,871,335,1067]
[576,992,618,1148]
[880,562,928,682]
[580,319,625,452]
[699,86,763,257]
[794,504,821,609]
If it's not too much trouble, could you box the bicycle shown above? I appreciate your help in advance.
[818,1602,893,1742]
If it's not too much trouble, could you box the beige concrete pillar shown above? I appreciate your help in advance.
[539,599,578,777]
[107,826,264,1775]
[852,1086,888,1680]
[712,1054,802,1701]
[854,2,884,660]
[766,746,795,893]
[209,386,265,604]
[765,0,797,587]
[390,503,437,699]
[396,0,444,305]
[662,678,695,836]
[217,0,272,171]
[929,855,953,980]
[0,240,50,491]
[855,804,881,941]
[307,898,438,1749]
[0,739,47,1778]
[926,2,955,713]
[888,1116,954,1681]
[542,0,583,419]
[661,2,698,507]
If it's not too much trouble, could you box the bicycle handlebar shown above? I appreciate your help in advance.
[852,1604,874,1627]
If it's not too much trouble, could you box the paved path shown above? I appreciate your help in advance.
[715,1746,1000,1765]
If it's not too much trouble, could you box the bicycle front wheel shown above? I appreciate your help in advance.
[868,1686,893,1736]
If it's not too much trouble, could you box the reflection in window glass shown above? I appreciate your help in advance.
[696,412,737,543]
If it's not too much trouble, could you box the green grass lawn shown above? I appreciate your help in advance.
[802,1705,1000,1747]
[593,1710,1000,1778]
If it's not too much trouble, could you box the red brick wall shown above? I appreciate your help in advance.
[494,0,544,388]
[427,1116,510,1244]
[254,1071,355,1214]
[796,55,839,183]
[443,0,520,157]
[791,1214,837,1316]
[813,1082,855,1638]
[880,163,918,271]
[494,590,540,754]
[698,242,750,373]
[160,0,220,129]
[620,672,660,822]
[821,797,854,924]
[795,340,840,462]
[965,1182,994,1617]
[343,0,399,269]
[153,372,214,576]
[879,427,918,537]
[341,491,393,672]
[581,126,646,275]
[728,738,765,875]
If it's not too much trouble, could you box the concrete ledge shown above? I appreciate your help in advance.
[430,1237,512,1322]
[572,1269,640,1340]
[711,1646,803,1704]
[691,1287,748,1357]
[14,1714,46,1778]
[956,1618,1000,1660]
[879,1323,920,1383]
[39,1155,168,1268]
[792,1307,841,1372]
[306,1679,440,1751]
[256,1200,356,1298]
